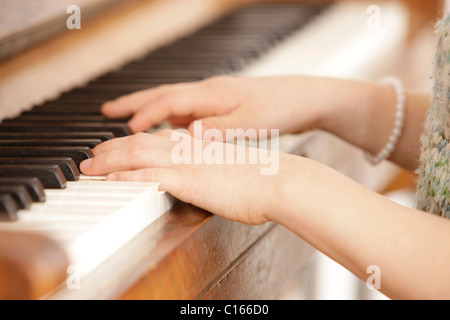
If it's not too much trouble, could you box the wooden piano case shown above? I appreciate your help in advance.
[0,203,313,300]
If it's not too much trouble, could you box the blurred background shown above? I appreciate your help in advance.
[270,0,444,300]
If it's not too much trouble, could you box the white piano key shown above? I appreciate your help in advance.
[65,187,167,276]
[0,178,176,277]
[0,220,95,232]
[66,180,160,189]
[44,195,137,205]
[20,204,122,218]
[79,174,106,181]
[44,187,151,196]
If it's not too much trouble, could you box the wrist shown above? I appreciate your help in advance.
[264,154,318,224]
[317,78,396,155]
[364,77,406,164]
[317,78,377,133]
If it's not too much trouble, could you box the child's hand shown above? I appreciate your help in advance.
[79,129,307,225]
[101,76,330,137]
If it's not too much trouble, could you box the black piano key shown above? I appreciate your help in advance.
[0,146,93,167]
[22,105,102,114]
[0,158,80,181]
[187,33,279,45]
[127,56,249,70]
[69,82,194,92]
[114,61,232,72]
[0,194,18,221]
[87,77,207,85]
[4,115,128,123]
[0,177,46,202]
[41,97,109,104]
[0,122,130,138]
[162,39,271,55]
[96,69,218,81]
[0,139,102,149]
[36,95,125,104]
[148,50,257,61]
[2,3,329,173]
[0,185,33,210]
[0,132,114,142]
[0,164,67,189]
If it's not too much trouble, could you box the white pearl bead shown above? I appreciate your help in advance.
[366,77,405,165]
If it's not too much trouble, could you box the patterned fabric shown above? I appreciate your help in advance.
[416,14,450,217]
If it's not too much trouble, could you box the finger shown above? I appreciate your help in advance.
[188,107,253,139]
[92,132,173,156]
[101,85,169,118]
[127,102,172,133]
[106,167,183,195]
[106,167,168,183]
[80,145,173,176]
[126,82,213,133]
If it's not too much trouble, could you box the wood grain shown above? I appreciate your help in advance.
[0,231,69,300]
[200,223,313,300]
[115,203,311,300]
[44,202,312,300]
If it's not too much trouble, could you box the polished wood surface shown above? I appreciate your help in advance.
[20,202,312,300]
[115,204,312,300]
[0,0,129,61]
[0,231,69,300]
[199,222,312,300]
[36,202,312,300]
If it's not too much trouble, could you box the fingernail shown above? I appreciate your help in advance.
[107,174,117,181]
[80,158,92,171]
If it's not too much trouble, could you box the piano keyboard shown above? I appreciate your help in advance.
[0,3,329,278]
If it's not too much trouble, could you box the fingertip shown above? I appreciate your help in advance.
[101,99,134,119]
[79,158,92,173]
[91,145,101,156]
[101,104,119,120]
[188,119,220,140]
[106,174,117,181]
[91,138,110,156]
[187,122,195,137]
[100,100,114,115]
[128,116,151,134]
[127,121,142,135]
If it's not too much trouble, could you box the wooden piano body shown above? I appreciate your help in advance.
[0,0,442,300]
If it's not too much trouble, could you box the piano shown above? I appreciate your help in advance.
[0,0,438,300]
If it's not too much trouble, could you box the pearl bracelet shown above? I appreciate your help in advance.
[365,76,406,165]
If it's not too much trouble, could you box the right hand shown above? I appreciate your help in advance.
[101,75,333,138]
